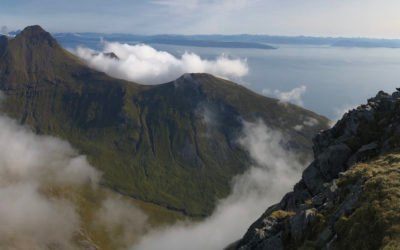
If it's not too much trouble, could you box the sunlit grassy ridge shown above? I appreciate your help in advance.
[332,153,400,249]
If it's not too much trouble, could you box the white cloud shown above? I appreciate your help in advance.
[74,42,249,85]
[293,116,320,131]
[262,85,307,106]
[0,116,100,186]
[303,117,319,127]
[0,108,147,248]
[133,120,303,250]
[294,124,304,131]
[0,183,79,249]
[0,115,100,248]
[0,25,8,35]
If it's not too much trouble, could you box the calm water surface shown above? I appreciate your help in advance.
[152,44,400,119]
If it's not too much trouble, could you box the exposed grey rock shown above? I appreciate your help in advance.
[312,131,334,156]
[317,143,352,179]
[316,227,334,247]
[326,234,338,249]
[303,143,351,195]
[347,142,378,165]
[257,235,284,250]
[392,91,400,99]
[311,193,326,207]
[289,209,317,242]
[302,162,325,195]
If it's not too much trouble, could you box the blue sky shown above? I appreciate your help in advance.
[1,0,400,37]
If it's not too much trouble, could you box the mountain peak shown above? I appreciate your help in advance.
[21,25,46,33]
[16,25,57,47]
[173,73,233,86]
[176,73,212,81]
[0,25,77,87]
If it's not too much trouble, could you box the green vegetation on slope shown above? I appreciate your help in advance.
[293,153,400,250]
[332,154,400,249]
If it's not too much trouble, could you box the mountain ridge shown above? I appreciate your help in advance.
[230,90,400,249]
[0,25,330,216]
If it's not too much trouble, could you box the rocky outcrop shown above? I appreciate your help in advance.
[231,90,400,249]
[0,35,8,56]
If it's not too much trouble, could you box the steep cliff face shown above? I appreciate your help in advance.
[0,25,330,217]
[232,90,400,249]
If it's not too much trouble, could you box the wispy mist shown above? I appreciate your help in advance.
[0,25,8,35]
[0,115,99,248]
[133,120,303,250]
[262,85,307,106]
[95,196,148,245]
[74,42,249,84]
[0,113,147,249]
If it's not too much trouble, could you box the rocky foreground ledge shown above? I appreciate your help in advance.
[228,90,400,249]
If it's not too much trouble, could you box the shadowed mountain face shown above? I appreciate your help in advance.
[0,25,330,216]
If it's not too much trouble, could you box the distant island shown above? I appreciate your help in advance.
[331,39,400,48]
[136,38,276,49]
[53,33,276,49]
[9,30,400,49]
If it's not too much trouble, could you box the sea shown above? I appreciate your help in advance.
[59,36,400,120]
[152,44,400,120]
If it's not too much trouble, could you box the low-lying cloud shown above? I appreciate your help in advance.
[293,116,320,131]
[262,85,307,106]
[0,117,100,186]
[0,115,99,248]
[74,42,249,85]
[0,25,8,36]
[0,112,147,249]
[133,120,303,250]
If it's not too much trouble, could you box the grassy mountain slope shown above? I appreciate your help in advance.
[0,25,330,216]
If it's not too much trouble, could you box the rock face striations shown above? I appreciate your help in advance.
[0,25,330,217]
[231,90,400,249]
